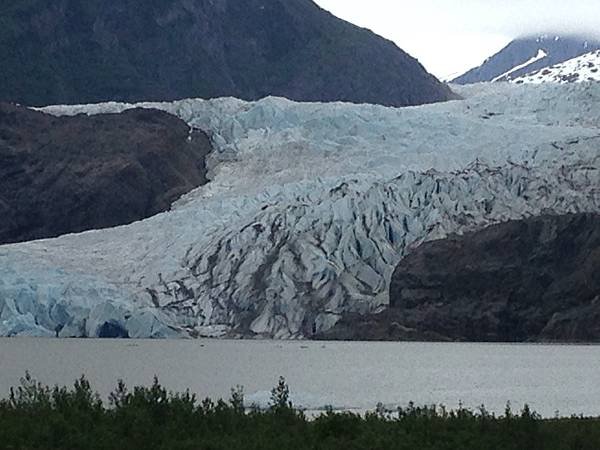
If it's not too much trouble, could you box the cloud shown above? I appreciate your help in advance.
[453,0,600,38]
[314,0,600,78]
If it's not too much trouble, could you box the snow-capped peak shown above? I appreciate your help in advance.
[512,50,600,84]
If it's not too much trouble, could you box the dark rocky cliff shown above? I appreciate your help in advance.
[317,214,600,342]
[0,0,454,107]
[0,104,212,244]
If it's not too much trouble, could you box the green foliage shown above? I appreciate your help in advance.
[1,373,600,450]
[269,376,291,411]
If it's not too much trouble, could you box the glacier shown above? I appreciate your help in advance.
[2,82,599,338]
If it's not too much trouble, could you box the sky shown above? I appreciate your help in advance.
[313,0,600,80]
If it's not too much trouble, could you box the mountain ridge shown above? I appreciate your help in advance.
[0,0,454,107]
[512,50,600,84]
[452,35,600,84]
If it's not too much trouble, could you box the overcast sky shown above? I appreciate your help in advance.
[314,0,600,80]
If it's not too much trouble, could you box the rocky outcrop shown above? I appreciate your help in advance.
[0,0,454,107]
[0,103,211,244]
[318,214,600,342]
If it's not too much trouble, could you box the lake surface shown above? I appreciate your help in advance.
[1,339,600,417]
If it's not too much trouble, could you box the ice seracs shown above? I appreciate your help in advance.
[1,82,600,338]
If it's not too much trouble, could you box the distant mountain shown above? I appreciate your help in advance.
[452,35,600,84]
[0,0,454,107]
[0,103,211,244]
[513,50,600,84]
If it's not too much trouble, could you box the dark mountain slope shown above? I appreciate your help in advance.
[452,35,600,84]
[0,0,454,107]
[317,214,600,343]
[0,103,212,244]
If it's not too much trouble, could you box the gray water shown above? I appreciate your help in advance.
[1,338,600,417]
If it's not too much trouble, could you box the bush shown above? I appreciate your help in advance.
[1,374,600,450]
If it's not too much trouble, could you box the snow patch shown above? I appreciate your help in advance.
[492,49,548,82]
[512,50,600,84]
